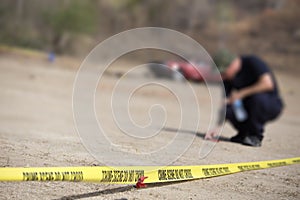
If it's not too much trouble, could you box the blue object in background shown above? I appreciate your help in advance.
[48,52,55,62]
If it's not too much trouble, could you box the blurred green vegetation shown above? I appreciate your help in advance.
[42,0,98,53]
[0,0,98,53]
[0,0,299,70]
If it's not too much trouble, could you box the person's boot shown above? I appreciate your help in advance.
[230,133,246,143]
[242,135,262,147]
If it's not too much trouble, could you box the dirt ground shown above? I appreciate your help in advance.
[0,54,299,200]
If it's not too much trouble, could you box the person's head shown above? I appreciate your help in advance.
[213,49,241,80]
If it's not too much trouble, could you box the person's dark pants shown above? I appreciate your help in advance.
[226,93,283,141]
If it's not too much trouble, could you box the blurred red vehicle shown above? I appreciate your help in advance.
[148,60,221,82]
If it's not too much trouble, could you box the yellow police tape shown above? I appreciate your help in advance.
[0,157,299,184]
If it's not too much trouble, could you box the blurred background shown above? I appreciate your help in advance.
[0,0,299,72]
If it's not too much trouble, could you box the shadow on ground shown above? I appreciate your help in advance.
[163,127,231,142]
[56,180,193,200]
[55,185,133,200]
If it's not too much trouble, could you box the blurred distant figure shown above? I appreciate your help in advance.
[206,49,284,147]
[48,51,56,63]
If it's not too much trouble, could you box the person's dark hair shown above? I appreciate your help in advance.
[213,49,236,72]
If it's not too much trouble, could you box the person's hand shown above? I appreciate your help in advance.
[205,126,221,141]
[228,90,245,104]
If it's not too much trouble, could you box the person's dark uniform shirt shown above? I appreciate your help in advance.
[224,55,280,98]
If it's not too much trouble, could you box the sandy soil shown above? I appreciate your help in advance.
[0,54,299,200]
